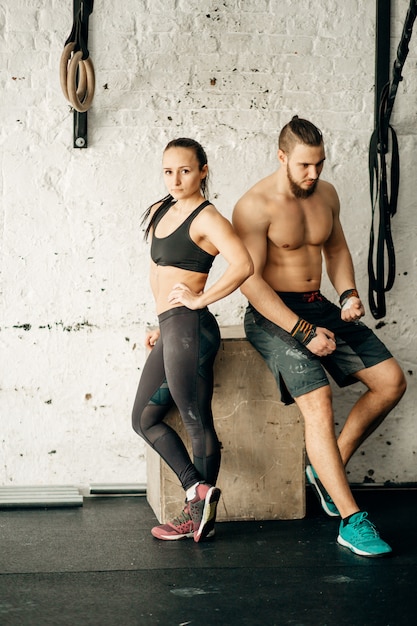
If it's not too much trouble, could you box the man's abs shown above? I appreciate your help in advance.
[262,247,323,292]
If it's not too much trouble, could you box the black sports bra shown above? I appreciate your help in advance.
[150,200,215,273]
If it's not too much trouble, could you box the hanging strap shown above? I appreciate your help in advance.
[368,88,399,319]
[60,1,95,113]
[368,0,417,319]
[64,0,94,60]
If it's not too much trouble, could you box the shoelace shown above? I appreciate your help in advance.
[351,513,380,538]
[171,509,192,527]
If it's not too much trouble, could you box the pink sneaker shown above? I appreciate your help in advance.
[151,503,216,541]
[188,483,221,543]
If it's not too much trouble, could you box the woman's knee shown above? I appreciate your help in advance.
[131,403,145,437]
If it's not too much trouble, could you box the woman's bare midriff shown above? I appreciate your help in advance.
[153,265,209,314]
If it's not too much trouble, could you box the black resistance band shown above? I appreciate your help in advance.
[368,0,417,319]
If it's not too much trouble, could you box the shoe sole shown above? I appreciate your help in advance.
[151,529,194,540]
[151,528,215,541]
[194,487,221,543]
[306,466,340,517]
[337,534,392,558]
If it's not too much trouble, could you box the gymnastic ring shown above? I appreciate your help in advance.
[67,51,95,112]
[68,53,95,112]
[59,42,76,101]
[75,60,87,100]
[60,43,88,102]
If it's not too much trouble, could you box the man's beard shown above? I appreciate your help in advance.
[287,166,317,199]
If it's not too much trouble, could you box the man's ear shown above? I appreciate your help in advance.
[278,149,287,165]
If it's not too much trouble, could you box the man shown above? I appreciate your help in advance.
[232,116,406,557]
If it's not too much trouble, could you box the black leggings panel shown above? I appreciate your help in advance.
[132,306,221,491]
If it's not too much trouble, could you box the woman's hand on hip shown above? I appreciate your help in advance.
[167,282,203,309]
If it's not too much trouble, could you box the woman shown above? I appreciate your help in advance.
[132,138,253,542]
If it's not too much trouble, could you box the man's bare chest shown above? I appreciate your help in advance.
[267,205,333,250]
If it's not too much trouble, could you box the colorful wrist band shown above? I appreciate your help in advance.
[290,317,317,345]
[339,288,359,308]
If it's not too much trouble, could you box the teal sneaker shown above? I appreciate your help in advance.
[306,465,340,517]
[337,511,392,557]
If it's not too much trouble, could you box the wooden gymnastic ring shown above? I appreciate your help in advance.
[60,42,88,102]
[67,51,95,112]
[76,60,87,100]
[59,42,76,101]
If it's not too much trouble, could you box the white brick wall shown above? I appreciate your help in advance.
[0,0,416,487]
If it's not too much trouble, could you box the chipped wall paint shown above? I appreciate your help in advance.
[0,0,416,487]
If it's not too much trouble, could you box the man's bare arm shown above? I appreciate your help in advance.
[323,193,365,321]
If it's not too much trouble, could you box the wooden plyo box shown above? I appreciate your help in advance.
[146,326,306,523]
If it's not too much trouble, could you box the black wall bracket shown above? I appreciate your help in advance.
[70,0,94,149]
[74,105,88,149]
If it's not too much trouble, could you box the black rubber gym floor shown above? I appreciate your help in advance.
[0,488,415,625]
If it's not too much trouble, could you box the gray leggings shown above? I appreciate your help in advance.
[132,306,221,491]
